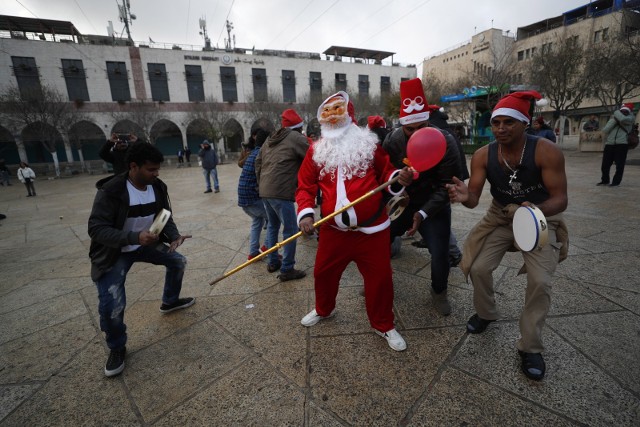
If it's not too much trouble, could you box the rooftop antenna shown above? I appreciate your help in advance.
[117,0,136,42]
[224,20,234,51]
[199,17,212,50]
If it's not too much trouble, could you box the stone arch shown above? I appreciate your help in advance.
[186,119,211,156]
[151,119,183,159]
[21,122,65,164]
[250,117,276,136]
[111,120,144,139]
[223,118,244,153]
[0,125,20,165]
[68,120,107,161]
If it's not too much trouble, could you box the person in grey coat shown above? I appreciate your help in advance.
[198,140,220,193]
[597,104,635,187]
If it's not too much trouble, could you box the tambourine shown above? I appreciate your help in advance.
[149,209,171,235]
[386,194,408,221]
[513,206,548,251]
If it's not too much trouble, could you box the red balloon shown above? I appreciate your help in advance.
[406,127,447,172]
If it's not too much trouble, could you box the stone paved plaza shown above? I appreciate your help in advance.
[1,146,639,426]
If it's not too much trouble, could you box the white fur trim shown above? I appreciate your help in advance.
[399,111,430,125]
[387,170,404,196]
[297,207,315,225]
[287,122,303,129]
[491,108,530,124]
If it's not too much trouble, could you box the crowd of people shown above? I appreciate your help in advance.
[88,78,640,385]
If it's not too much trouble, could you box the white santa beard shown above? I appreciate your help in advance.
[313,125,378,181]
[318,114,351,138]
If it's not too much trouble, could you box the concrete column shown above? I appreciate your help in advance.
[14,135,28,163]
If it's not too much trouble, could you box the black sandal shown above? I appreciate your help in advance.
[466,313,495,334]
[518,350,546,381]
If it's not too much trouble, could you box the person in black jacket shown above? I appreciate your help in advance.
[99,133,139,174]
[88,143,194,377]
[382,78,461,316]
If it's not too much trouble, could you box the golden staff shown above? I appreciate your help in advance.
[209,174,401,285]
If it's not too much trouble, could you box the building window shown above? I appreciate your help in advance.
[252,68,268,102]
[358,75,369,97]
[185,65,204,102]
[106,61,131,102]
[282,70,296,103]
[380,76,391,94]
[309,71,322,95]
[220,66,237,102]
[11,56,41,99]
[602,28,609,41]
[148,63,170,102]
[61,59,89,102]
[594,30,601,43]
[335,73,347,92]
[541,43,552,54]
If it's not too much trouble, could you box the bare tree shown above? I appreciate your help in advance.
[110,100,169,143]
[185,96,233,151]
[0,84,85,176]
[528,35,590,143]
[244,90,284,130]
[471,37,518,108]
[584,32,640,113]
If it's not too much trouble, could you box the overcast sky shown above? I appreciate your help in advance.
[3,0,590,64]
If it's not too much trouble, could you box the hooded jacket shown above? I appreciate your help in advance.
[255,128,309,201]
[88,173,179,281]
[602,109,634,145]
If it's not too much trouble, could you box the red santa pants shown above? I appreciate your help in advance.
[313,224,395,332]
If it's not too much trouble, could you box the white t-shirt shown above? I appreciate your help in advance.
[122,180,156,252]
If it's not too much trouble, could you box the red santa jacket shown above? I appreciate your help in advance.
[296,132,402,234]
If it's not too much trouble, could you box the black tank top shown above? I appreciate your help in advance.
[487,135,549,206]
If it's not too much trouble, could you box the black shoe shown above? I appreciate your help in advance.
[278,269,306,282]
[0,214,6,220]
[518,350,546,381]
[466,313,495,334]
[596,181,609,186]
[609,183,620,187]
[411,240,428,248]
[160,297,195,313]
[267,260,282,273]
[105,347,126,377]
[204,189,213,193]
[214,188,220,193]
[449,253,462,268]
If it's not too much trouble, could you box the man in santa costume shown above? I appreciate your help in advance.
[296,91,413,351]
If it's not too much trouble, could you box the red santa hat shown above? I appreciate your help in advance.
[399,78,429,125]
[491,90,542,124]
[620,103,634,112]
[281,109,304,129]
[367,115,386,129]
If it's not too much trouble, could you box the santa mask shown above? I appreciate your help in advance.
[318,91,351,137]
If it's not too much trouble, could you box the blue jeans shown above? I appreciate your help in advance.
[263,198,298,272]
[242,200,269,256]
[391,204,451,293]
[94,244,187,350]
[202,168,219,190]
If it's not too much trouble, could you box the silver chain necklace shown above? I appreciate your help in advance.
[499,138,527,185]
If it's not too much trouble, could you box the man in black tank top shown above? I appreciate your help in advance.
[447,91,568,382]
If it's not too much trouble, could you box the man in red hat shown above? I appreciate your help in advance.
[597,103,635,186]
[255,108,309,281]
[382,77,463,316]
[296,91,413,351]
[447,90,569,381]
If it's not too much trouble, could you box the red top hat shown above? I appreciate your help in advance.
[491,90,542,124]
[281,109,304,129]
[399,78,429,125]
